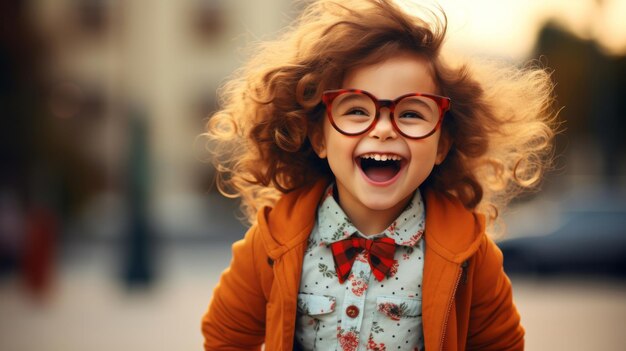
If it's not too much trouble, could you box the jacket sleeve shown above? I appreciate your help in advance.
[466,235,525,350]
[201,226,268,350]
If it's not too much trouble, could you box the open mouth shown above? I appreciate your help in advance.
[358,154,403,183]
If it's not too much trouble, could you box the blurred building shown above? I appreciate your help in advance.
[24,0,301,241]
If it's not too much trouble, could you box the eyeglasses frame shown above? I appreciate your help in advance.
[321,89,451,140]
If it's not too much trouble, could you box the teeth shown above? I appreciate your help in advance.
[360,153,402,161]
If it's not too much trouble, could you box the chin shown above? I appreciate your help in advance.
[359,195,406,212]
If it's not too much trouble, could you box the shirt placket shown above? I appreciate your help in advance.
[338,252,371,351]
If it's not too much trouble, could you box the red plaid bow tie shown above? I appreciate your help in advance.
[329,236,397,283]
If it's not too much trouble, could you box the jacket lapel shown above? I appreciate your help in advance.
[274,244,307,349]
[422,245,463,351]
[421,189,486,351]
[257,180,327,350]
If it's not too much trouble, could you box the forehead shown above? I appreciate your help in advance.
[341,52,438,98]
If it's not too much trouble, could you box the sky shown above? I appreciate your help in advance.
[406,0,626,60]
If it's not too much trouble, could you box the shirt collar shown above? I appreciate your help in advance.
[317,184,425,247]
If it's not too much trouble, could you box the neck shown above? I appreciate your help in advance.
[335,186,413,236]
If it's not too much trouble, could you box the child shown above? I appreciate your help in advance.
[201,0,556,350]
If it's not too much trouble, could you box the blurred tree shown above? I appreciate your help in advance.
[534,23,626,184]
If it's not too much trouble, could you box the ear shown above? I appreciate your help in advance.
[309,125,327,159]
[435,132,451,165]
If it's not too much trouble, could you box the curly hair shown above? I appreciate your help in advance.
[204,0,557,230]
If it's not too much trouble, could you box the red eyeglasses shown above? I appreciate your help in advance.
[321,89,451,139]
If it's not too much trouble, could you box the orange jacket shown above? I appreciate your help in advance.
[201,181,524,350]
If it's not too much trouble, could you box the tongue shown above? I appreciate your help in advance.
[364,166,398,182]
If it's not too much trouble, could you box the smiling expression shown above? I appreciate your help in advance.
[314,52,449,234]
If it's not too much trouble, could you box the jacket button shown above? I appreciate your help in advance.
[346,305,359,318]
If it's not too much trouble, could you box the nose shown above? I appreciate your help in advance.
[368,108,397,141]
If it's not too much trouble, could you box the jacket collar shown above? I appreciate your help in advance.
[256,180,327,260]
[422,189,485,263]
[256,179,485,262]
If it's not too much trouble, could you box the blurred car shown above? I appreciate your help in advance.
[497,191,626,277]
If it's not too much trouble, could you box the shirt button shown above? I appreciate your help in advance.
[346,305,360,318]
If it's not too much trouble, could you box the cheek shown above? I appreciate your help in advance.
[323,123,353,156]
[325,137,355,164]
[323,131,360,172]
[408,139,441,168]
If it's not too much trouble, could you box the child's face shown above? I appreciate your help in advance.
[315,52,448,223]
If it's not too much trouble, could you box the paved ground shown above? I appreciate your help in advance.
[1,242,625,351]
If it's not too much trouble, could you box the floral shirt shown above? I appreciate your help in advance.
[295,185,425,351]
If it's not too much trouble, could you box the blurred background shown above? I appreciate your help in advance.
[0,0,625,350]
